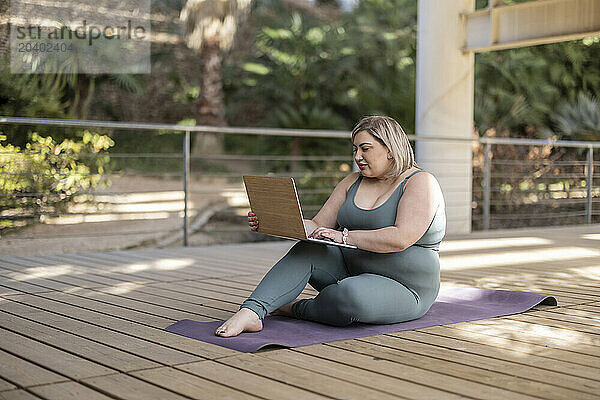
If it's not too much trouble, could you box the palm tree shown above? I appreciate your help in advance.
[180,0,252,154]
[548,92,600,142]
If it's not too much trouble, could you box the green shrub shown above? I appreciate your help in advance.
[0,131,114,231]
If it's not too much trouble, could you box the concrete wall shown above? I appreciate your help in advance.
[415,0,475,234]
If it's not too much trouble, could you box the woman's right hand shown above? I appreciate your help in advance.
[248,211,258,231]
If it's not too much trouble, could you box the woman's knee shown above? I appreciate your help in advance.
[324,280,368,322]
[327,277,421,324]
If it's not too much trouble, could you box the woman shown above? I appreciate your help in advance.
[215,115,446,337]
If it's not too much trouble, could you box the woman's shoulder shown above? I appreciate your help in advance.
[403,170,445,207]
[342,171,361,186]
[334,172,361,195]
[405,168,436,182]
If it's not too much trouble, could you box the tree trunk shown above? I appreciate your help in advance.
[194,38,226,155]
[69,74,94,119]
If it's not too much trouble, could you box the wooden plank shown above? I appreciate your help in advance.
[127,284,239,312]
[51,253,186,283]
[127,248,271,275]
[0,390,43,400]
[81,373,191,400]
[528,309,600,327]
[420,324,600,369]
[439,276,584,306]
[0,311,162,372]
[218,353,405,400]
[129,366,261,400]
[0,278,66,294]
[571,304,600,314]
[0,271,106,293]
[43,254,161,283]
[0,348,68,388]
[52,287,211,323]
[149,282,250,305]
[0,377,16,392]
[464,319,600,351]
[0,261,118,290]
[5,255,162,292]
[180,276,318,297]
[90,285,231,321]
[568,305,600,321]
[20,291,236,359]
[0,299,204,366]
[80,252,216,281]
[197,275,318,298]
[323,340,538,400]
[176,360,329,400]
[172,241,292,259]
[154,248,276,271]
[0,327,116,380]
[358,334,596,400]
[443,271,600,301]
[36,291,177,327]
[390,329,600,390]
[209,274,321,298]
[5,255,148,287]
[506,313,600,336]
[28,381,115,400]
[440,270,591,294]
[171,279,259,297]
[0,285,22,296]
[150,280,314,308]
[261,347,467,400]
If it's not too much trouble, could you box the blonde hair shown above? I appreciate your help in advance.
[351,116,418,181]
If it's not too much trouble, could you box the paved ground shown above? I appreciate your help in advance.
[0,176,249,257]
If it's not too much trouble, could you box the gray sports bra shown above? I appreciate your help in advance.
[336,170,446,250]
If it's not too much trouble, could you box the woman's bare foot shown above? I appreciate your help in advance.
[215,308,263,337]
[270,299,303,317]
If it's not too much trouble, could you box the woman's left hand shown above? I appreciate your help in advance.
[309,227,343,243]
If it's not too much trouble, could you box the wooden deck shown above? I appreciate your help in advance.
[0,224,599,400]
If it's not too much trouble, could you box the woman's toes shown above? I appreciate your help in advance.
[215,325,227,335]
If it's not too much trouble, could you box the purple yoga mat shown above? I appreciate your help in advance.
[165,287,556,353]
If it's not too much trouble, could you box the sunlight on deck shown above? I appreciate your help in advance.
[463,320,591,346]
[439,237,553,252]
[8,265,74,281]
[581,234,600,240]
[440,247,600,270]
[568,265,600,279]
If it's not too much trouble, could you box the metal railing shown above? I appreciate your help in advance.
[1,116,598,247]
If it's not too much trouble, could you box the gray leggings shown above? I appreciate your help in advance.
[239,241,424,326]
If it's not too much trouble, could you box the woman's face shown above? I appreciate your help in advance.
[352,130,392,179]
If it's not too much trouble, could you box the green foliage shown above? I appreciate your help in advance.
[0,132,114,230]
[546,92,600,142]
[223,0,418,170]
[0,62,68,147]
[225,0,417,133]
[343,0,417,131]
[475,40,600,138]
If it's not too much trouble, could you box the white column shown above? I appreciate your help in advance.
[416,0,475,234]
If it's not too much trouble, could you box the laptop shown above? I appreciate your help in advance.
[242,175,357,249]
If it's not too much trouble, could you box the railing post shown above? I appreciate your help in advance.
[586,147,594,224]
[183,130,190,246]
[483,142,491,230]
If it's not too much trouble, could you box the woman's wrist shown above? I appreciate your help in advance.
[342,228,349,245]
